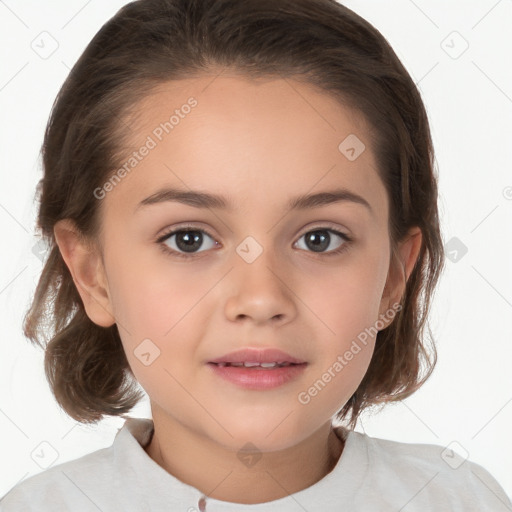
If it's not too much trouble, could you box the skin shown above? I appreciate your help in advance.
[54,72,422,505]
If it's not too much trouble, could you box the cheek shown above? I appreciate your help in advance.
[106,252,219,386]
[107,246,213,335]
[297,276,380,417]
[108,259,208,396]
[295,246,389,405]
[303,254,388,344]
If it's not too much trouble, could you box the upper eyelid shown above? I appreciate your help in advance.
[157,224,216,243]
[157,223,351,246]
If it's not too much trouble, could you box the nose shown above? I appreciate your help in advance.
[224,250,297,325]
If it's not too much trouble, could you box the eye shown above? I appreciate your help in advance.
[157,226,219,259]
[156,224,352,260]
[294,227,352,256]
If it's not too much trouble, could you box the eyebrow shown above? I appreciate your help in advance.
[135,187,373,215]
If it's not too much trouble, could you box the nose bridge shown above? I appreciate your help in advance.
[224,233,296,322]
[235,233,285,290]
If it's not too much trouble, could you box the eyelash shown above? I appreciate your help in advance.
[155,224,353,260]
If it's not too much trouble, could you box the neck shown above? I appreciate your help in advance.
[144,408,345,505]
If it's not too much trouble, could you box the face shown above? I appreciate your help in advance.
[72,73,408,452]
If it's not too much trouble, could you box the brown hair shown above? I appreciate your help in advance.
[24,0,445,428]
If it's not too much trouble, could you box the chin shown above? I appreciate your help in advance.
[208,416,309,452]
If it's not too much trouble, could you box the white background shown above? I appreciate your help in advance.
[1,0,511,503]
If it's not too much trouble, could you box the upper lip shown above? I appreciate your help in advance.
[208,348,307,364]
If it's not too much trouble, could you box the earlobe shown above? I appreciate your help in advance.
[53,219,115,328]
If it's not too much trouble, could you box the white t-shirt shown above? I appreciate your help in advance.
[1,417,510,511]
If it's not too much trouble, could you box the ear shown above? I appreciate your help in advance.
[378,226,423,327]
[53,219,115,327]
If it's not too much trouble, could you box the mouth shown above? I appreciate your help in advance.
[206,361,308,390]
[208,361,306,369]
[208,347,307,366]
[206,347,308,388]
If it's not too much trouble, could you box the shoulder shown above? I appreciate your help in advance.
[347,429,512,511]
[0,444,115,511]
[0,418,155,512]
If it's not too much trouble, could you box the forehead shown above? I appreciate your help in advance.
[105,73,387,221]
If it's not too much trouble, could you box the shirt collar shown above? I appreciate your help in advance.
[114,417,369,511]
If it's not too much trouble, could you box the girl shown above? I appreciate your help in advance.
[1,0,510,510]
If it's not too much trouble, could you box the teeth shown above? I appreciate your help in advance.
[215,361,293,368]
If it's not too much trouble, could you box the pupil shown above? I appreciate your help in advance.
[177,231,202,253]
[306,230,329,252]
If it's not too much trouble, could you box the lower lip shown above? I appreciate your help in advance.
[207,363,308,390]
